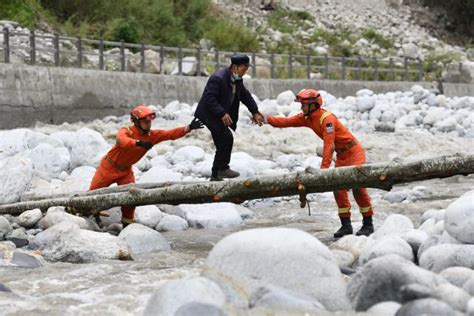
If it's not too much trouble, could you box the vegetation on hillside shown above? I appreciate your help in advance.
[422,0,474,39]
[0,0,260,51]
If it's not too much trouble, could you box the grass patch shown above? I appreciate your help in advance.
[361,28,393,49]
[267,8,314,33]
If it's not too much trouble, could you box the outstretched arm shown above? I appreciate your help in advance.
[266,113,306,128]
[150,126,188,144]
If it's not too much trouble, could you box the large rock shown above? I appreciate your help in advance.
[0,129,63,158]
[419,244,474,273]
[0,157,34,204]
[440,267,474,288]
[0,250,43,268]
[0,216,13,240]
[347,254,447,311]
[143,277,226,316]
[442,61,474,83]
[444,190,474,244]
[35,221,131,262]
[171,146,205,164]
[402,229,429,259]
[402,43,420,60]
[202,228,350,311]
[67,128,109,168]
[18,209,43,228]
[17,143,69,179]
[395,298,458,316]
[276,90,296,106]
[358,236,414,266]
[134,205,164,228]
[37,206,98,231]
[249,284,325,313]
[329,235,370,261]
[137,166,182,183]
[155,214,188,231]
[118,223,170,255]
[366,301,401,315]
[171,56,208,76]
[175,303,226,316]
[128,49,161,74]
[371,214,414,240]
[176,203,243,229]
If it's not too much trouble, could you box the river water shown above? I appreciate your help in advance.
[1,124,473,315]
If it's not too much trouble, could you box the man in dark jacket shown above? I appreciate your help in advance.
[195,54,263,181]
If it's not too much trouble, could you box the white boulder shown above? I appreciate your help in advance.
[18,209,43,228]
[138,166,182,183]
[0,158,33,204]
[134,205,164,228]
[358,235,414,266]
[118,223,170,255]
[176,203,243,229]
[276,90,296,106]
[155,214,188,231]
[419,244,474,272]
[203,228,350,311]
[444,190,474,244]
[143,277,225,316]
[371,214,414,240]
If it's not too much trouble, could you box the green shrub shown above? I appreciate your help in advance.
[106,18,140,43]
[361,28,393,49]
[0,0,49,29]
[204,20,260,52]
[268,8,314,33]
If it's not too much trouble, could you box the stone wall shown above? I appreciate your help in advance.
[0,63,472,129]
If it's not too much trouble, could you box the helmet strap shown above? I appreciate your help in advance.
[134,119,151,133]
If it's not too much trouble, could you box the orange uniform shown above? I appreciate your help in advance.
[267,108,373,218]
[89,124,188,222]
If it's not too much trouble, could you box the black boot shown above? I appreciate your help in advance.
[356,216,374,236]
[334,217,353,238]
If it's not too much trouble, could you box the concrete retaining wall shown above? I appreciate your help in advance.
[1,63,472,129]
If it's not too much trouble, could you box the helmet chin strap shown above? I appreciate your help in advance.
[304,104,319,117]
[134,120,150,133]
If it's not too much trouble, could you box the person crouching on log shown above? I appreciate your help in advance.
[266,89,375,238]
[89,104,204,227]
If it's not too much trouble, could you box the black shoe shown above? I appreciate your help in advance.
[333,217,353,238]
[356,216,374,236]
[217,168,240,178]
[210,176,224,181]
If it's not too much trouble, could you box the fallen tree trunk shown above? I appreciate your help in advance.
[1,154,473,216]
[19,181,208,201]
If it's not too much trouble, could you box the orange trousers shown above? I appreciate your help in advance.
[333,145,373,219]
[89,159,135,221]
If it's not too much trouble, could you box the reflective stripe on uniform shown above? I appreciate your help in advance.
[338,207,351,214]
[319,111,332,124]
[126,126,133,136]
[359,206,372,213]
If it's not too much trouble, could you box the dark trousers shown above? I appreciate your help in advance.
[206,123,234,177]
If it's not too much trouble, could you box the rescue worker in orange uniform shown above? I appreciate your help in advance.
[266,89,374,238]
[89,104,204,227]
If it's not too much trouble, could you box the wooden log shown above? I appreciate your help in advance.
[0,154,473,216]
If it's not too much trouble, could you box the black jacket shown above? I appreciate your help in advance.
[195,67,259,130]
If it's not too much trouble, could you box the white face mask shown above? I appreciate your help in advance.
[232,72,242,81]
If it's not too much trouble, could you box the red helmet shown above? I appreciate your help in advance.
[130,104,156,122]
[295,89,322,107]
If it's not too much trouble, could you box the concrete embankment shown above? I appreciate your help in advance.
[0,63,472,129]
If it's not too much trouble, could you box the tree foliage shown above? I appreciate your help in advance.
[422,0,474,37]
